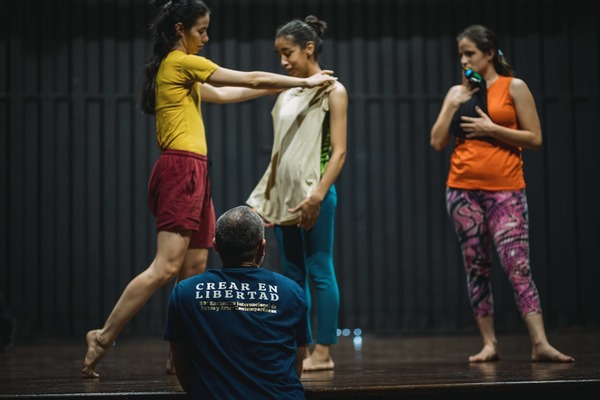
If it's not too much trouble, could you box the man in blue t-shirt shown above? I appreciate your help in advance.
[164,205,310,399]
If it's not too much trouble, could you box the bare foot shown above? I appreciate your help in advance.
[82,330,110,378]
[166,349,176,375]
[468,344,500,362]
[302,353,335,371]
[532,343,574,363]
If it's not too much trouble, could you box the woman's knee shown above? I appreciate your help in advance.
[150,258,184,284]
[180,249,209,279]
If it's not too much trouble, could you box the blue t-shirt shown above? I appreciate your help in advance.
[164,267,310,399]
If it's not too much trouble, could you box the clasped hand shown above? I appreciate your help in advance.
[460,106,495,139]
[289,196,321,230]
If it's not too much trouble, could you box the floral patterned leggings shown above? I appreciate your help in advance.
[446,188,542,318]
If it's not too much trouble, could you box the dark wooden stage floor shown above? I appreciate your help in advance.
[1,329,599,399]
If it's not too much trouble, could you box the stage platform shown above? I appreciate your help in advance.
[0,329,598,399]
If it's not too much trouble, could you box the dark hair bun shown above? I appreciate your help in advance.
[304,15,327,37]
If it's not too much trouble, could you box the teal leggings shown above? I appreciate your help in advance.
[274,185,340,345]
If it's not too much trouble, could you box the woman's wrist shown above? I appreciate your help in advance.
[308,193,324,204]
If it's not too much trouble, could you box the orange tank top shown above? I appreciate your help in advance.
[447,76,525,190]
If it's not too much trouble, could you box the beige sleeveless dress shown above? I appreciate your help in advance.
[247,85,331,225]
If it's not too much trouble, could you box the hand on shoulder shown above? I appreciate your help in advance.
[307,70,338,88]
[328,81,348,101]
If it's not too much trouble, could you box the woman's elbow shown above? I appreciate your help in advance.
[244,72,262,88]
[429,128,448,151]
[524,133,542,150]
[334,150,347,169]
[430,137,446,151]
[330,147,346,165]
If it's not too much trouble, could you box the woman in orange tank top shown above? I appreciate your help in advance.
[430,24,573,363]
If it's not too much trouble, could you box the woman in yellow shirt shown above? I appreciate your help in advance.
[82,0,336,379]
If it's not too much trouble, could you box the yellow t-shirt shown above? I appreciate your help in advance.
[155,50,219,155]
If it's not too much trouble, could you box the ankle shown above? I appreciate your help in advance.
[312,345,332,359]
[91,330,112,349]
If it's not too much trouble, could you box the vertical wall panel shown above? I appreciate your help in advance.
[0,1,7,330]
[0,100,7,315]
[55,100,72,334]
[85,99,103,327]
[541,13,579,327]
[1,0,598,338]
[70,0,87,334]
[40,96,56,333]
[574,98,600,325]
[544,99,579,324]
[397,100,416,330]
[570,3,600,327]
[101,0,120,335]
[116,99,133,314]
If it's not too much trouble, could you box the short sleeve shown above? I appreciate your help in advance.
[180,54,219,83]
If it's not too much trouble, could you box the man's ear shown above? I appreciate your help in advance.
[260,238,266,253]
[213,238,220,254]
[255,239,266,261]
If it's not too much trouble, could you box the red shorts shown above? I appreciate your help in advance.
[148,150,215,249]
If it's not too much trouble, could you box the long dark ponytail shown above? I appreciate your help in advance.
[139,0,210,115]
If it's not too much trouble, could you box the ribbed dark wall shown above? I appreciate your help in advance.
[1,0,598,338]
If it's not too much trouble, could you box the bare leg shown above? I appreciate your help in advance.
[165,248,209,375]
[82,231,190,378]
[303,344,335,371]
[469,316,500,362]
[523,313,574,362]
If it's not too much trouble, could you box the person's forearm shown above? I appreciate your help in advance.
[430,106,455,150]
[207,67,333,90]
[245,71,308,89]
[484,126,542,150]
[211,87,279,103]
